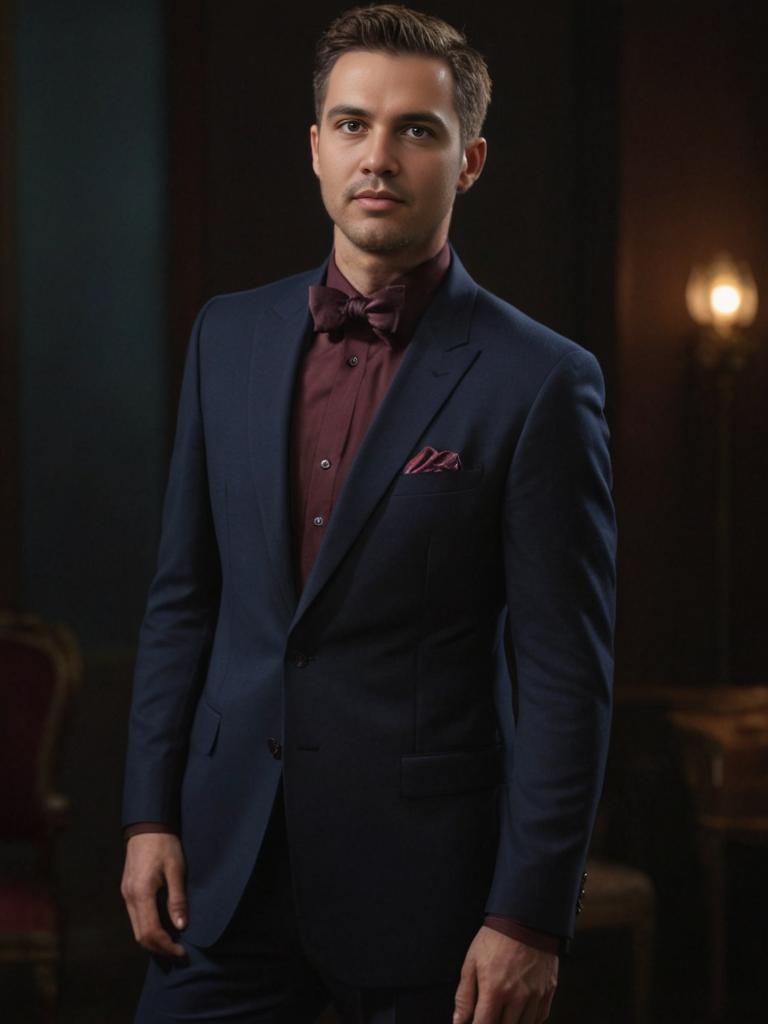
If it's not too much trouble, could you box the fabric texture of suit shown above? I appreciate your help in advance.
[122,249,616,987]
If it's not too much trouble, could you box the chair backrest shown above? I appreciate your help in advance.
[0,613,81,839]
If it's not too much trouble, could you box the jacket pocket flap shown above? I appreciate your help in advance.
[189,701,221,756]
[400,745,502,798]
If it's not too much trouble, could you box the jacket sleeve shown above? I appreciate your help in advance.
[486,347,617,939]
[122,298,222,828]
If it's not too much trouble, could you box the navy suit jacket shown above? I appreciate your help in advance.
[122,250,616,987]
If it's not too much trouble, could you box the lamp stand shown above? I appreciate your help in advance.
[696,326,755,685]
[714,367,734,686]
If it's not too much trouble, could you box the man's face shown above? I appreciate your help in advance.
[310,50,485,266]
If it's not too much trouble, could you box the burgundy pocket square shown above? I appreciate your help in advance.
[403,446,463,474]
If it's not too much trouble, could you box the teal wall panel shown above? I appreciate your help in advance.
[16,0,166,647]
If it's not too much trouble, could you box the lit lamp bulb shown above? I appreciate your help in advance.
[686,253,758,339]
[710,283,742,320]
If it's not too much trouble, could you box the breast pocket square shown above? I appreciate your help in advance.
[403,446,463,474]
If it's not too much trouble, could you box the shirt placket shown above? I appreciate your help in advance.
[302,332,372,570]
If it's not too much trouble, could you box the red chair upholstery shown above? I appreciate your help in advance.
[0,612,81,1021]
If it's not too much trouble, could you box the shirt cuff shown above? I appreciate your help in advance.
[484,915,562,955]
[123,822,177,840]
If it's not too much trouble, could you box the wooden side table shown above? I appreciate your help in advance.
[668,703,768,1021]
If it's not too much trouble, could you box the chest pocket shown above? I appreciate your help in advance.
[390,467,483,497]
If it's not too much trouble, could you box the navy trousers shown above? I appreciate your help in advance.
[134,786,458,1023]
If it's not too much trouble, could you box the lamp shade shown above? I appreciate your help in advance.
[686,253,758,335]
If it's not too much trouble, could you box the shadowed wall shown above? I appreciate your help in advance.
[615,0,768,684]
[13,0,167,648]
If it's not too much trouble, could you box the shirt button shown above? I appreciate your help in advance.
[320,458,331,469]
[313,515,324,526]
[347,355,359,367]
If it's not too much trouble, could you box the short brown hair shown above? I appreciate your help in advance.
[314,4,492,146]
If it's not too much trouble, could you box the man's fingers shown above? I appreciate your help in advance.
[501,1004,520,1024]
[453,960,479,1024]
[518,996,543,1024]
[456,928,560,1024]
[165,857,188,930]
[138,923,186,959]
[473,993,507,1024]
[130,894,186,958]
[121,833,187,958]
[541,987,555,1022]
[499,988,548,1024]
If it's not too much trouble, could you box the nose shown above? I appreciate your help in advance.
[359,128,399,177]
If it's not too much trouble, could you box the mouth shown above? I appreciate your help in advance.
[352,190,405,211]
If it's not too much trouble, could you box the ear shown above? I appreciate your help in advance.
[456,137,487,194]
[310,124,321,178]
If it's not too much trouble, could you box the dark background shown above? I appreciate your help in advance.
[1,0,766,1020]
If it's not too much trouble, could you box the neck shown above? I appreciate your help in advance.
[333,230,449,295]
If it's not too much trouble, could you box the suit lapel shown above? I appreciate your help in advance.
[290,253,482,630]
[247,264,328,618]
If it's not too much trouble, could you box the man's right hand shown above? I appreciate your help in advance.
[121,833,188,957]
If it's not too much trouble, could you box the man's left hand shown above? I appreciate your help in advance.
[453,926,558,1024]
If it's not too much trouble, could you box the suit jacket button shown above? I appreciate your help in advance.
[267,737,282,760]
[289,650,309,667]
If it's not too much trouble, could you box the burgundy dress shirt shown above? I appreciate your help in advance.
[290,246,449,591]
[126,244,561,956]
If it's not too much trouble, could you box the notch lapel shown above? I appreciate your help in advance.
[290,254,482,631]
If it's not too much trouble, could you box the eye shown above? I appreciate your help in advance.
[404,125,431,139]
[339,120,364,134]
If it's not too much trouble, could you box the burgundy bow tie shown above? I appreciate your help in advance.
[308,284,406,343]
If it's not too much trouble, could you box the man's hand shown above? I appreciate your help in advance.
[121,833,188,958]
[453,926,558,1024]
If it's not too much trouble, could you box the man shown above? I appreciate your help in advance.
[121,5,616,1023]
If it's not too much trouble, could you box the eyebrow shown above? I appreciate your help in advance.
[324,105,448,131]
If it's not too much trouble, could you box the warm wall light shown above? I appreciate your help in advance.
[686,253,759,338]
